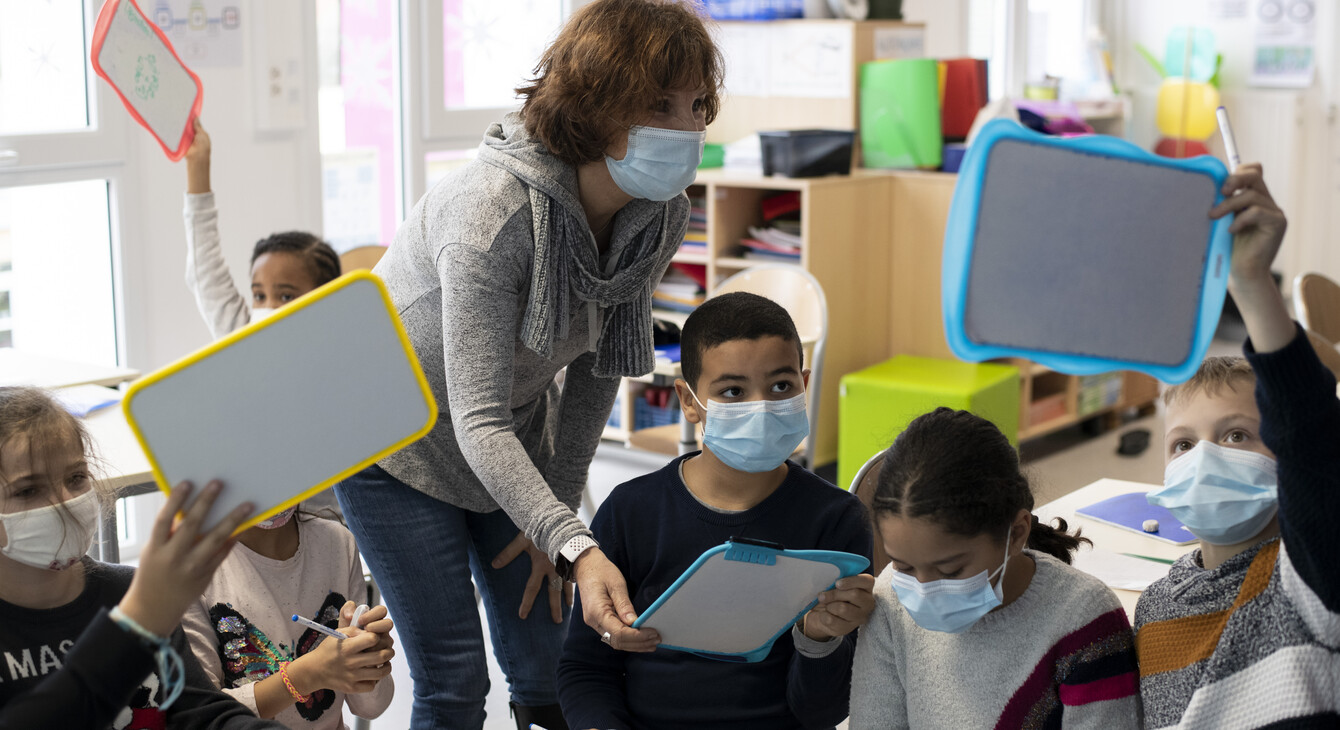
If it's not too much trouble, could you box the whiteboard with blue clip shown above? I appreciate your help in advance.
[631,539,868,663]
[942,119,1233,384]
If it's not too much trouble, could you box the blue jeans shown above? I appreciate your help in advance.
[336,464,571,730]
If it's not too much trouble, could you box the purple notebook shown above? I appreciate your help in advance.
[1075,492,1197,546]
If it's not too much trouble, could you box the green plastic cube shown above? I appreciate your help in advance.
[838,356,1020,490]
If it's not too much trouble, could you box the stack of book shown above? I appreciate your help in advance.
[738,191,802,262]
[681,196,708,257]
[652,266,706,314]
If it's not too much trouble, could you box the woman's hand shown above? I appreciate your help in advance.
[800,574,876,641]
[119,481,253,637]
[185,119,211,194]
[492,531,571,623]
[574,547,659,652]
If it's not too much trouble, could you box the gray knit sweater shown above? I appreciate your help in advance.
[374,113,688,561]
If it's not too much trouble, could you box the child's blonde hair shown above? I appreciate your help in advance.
[0,387,114,513]
[1162,356,1256,408]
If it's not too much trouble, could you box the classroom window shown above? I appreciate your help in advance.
[441,0,563,111]
[316,0,400,250]
[0,2,91,136]
[0,180,117,367]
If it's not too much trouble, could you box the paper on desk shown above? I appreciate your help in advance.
[55,384,124,418]
[1070,546,1171,592]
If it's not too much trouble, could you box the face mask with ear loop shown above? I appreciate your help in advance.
[0,489,101,571]
[686,387,810,473]
[605,125,706,201]
[887,530,1013,633]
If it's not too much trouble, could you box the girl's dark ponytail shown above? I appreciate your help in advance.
[873,407,1089,562]
[1026,515,1089,564]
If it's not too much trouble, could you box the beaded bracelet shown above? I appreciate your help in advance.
[108,606,185,710]
[279,661,310,703]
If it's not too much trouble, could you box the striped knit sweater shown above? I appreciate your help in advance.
[849,550,1140,729]
[1134,324,1340,729]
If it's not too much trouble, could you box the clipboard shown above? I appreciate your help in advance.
[91,0,203,161]
[122,272,437,533]
[631,538,869,663]
[941,119,1233,384]
[1075,492,1197,546]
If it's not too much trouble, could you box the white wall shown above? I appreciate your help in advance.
[120,0,322,371]
[1108,0,1340,289]
[900,0,969,58]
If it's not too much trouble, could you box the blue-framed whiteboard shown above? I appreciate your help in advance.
[942,119,1233,384]
[631,539,868,663]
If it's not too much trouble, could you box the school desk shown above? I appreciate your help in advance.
[0,349,139,389]
[1035,478,1188,618]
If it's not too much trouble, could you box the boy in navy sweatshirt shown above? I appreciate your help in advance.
[557,292,874,730]
[1135,163,1340,728]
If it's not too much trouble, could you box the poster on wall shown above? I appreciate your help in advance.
[152,0,243,68]
[1249,0,1316,88]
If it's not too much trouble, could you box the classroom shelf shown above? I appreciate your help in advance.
[672,251,711,265]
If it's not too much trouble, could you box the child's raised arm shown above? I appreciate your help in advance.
[185,119,211,195]
[1209,163,1292,353]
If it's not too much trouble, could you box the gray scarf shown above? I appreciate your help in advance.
[520,187,676,378]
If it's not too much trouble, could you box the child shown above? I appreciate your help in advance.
[182,118,343,522]
[848,408,1141,728]
[182,120,341,337]
[556,292,875,730]
[1136,163,1339,728]
[179,507,396,729]
[0,385,282,728]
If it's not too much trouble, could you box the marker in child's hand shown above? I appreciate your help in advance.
[292,614,345,640]
[1216,106,1241,171]
[351,604,369,628]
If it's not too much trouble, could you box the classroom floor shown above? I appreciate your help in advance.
[365,410,1169,729]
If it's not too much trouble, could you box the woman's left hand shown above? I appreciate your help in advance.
[492,531,572,623]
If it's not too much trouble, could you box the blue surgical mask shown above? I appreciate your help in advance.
[1148,441,1278,546]
[688,388,809,473]
[889,536,1010,634]
[606,125,705,201]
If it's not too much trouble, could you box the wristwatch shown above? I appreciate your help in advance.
[555,534,598,581]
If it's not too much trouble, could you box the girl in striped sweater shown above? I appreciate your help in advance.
[849,408,1141,729]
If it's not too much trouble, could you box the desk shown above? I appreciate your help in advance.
[0,350,139,389]
[1035,478,1189,617]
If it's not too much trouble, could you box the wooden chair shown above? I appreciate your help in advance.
[849,451,890,576]
[1293,272,1340,343]
[339,245,388,274]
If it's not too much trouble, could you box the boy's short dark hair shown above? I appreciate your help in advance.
[680,292,804,390]
[250,232,341,287]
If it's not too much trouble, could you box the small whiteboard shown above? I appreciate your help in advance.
[91,0,203,160]
[632,540,868,663]
[942,119,1233,384]
[122,272,437,532]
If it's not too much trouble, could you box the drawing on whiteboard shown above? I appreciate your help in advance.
[770,25,852,99]
[134,54,160,99]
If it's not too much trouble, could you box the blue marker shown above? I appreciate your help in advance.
[291,614,344,640]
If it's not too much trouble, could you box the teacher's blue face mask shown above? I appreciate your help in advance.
[605,125,705,201]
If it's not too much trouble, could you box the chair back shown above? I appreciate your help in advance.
[1293,272,1340,342]
[713,264,828,466]
[850,451,890,576]
[339,245,388,274]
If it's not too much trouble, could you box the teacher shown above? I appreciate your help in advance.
[334,1,722,728]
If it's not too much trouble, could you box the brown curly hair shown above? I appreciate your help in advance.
[517,0,723,167]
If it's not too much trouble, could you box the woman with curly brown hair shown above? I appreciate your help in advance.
[334,2,722,728]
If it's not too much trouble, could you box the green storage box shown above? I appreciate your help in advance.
[838,356,1020,490]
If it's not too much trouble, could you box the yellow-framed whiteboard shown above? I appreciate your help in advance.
[122,271,436,532]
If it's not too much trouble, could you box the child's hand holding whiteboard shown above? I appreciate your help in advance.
[631,538,869,663]
[122,272,437,532]
[91,0,203,160]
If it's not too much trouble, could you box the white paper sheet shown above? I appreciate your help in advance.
[1070,546,1171,592]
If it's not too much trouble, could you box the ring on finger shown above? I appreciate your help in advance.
[601,631,612,645]
[549,577,564,592]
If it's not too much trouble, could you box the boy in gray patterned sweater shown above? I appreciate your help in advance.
[1134,163,1340,728]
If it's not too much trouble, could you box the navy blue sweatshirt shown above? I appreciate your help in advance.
[557,455,872,730]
